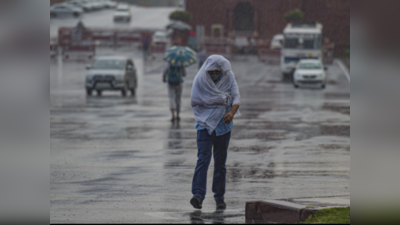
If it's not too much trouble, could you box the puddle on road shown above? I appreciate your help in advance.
[322,103,350,115]
[227,163,276,181]
[143,210,245,224]
[320,125,350,137]
[327,79,338,85]
[233,130,287,141]
[186,210,245,224]
[324,92,350,99]
[319,144,350,151]
[229,145,273,154]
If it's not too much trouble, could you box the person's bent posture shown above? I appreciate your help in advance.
[190,55,240,210]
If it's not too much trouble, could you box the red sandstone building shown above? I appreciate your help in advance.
[185,0,349,54]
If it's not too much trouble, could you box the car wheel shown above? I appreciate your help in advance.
[130,88,135,96]
[121,89,127,96]
[73,12,80,18]
[321,84,326,89]
[86,88,92,96]
[50,13,56,18]
[97,90,102,96]
[294,84,299,88]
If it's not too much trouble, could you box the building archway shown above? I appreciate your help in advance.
[233,2,254,33]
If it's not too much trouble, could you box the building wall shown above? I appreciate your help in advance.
[186,0,349,53]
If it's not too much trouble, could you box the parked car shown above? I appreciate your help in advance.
[270,34,284,49]
[113,4,131,22]
[50,4,83,18]
[293,59,327,89]
[86,56,137,96]
[89,0,105,10]
[152,31,170,46]
[100,0,117,8]
[64,0,91,12]
[79,0,98,11]
[234,36,249,54]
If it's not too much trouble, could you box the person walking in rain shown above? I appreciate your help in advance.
[197,47,206,69]
[142,34,150,59]
[190,55,240,210]
[163,64,186,121]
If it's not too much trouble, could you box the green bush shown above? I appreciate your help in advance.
[284,9,304,22]
[169,10,192,22]
[301,207,350,224]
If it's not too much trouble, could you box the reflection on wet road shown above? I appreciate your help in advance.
[50,47,350,223]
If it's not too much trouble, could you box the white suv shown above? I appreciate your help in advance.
[293,59,327,89]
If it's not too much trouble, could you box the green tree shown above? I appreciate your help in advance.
[284,9,304,22]
[169,10,192,22]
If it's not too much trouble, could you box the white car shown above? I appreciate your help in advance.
[90,0,106,10]
[152,31,170,46]
[114,4,131,22]
[270,34,284,49]
[234,36,249,53]
[86,56,137,96]
[100,0,117,8]
[64,0,92,12]
[80,0,100,10]
[293,59,327,89]
[50,4,83,18]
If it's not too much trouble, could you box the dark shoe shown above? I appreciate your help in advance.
[190,196,203,209]
[216,199,226,210]
[171,117,175,122]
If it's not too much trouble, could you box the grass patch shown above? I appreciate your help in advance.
[301,207,350,224]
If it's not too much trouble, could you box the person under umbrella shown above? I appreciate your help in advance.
[190,54,240,210]
[162,63,186,121]
[163,46,197,121]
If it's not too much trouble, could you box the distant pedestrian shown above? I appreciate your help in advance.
[142,35,150,59]
[197,48,206,69]
[190,54,240,210]
[163,64,186,121]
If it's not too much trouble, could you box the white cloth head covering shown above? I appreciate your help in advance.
[191,55,240,133]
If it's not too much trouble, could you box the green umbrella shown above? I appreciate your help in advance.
[163,46,197,67]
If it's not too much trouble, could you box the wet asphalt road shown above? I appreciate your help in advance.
[50,7,350,224]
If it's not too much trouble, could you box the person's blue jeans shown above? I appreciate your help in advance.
[191,129,231,201]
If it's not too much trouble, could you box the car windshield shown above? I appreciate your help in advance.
[284,35,321,49]
[92,60,126,70]
[298,62,322,70]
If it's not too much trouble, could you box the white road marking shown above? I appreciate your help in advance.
[335,59,350,82]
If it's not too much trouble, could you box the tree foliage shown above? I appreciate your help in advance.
[284,9,304,22]
[169,10,192,22]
